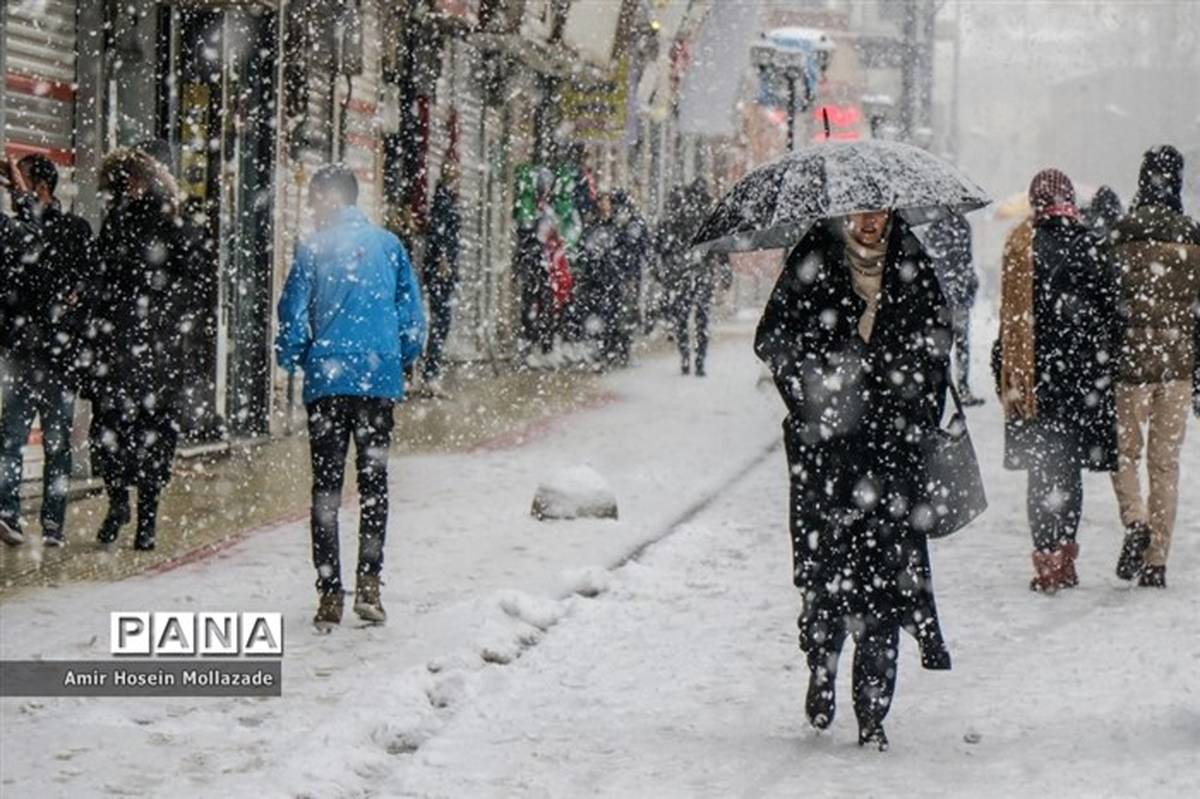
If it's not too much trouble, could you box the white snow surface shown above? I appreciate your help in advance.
[3,322,1199,798]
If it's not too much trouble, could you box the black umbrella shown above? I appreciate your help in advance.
[693,139,989,253]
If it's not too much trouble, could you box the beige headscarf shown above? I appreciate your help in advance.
[842,222,889,342]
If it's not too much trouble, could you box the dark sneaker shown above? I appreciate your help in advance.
[354,575,387,624]
[0,516,25,546]
[313,591,345,630]
[1116,523,1151,581]
[42,525,66,548]
[1138,565,1166,589]
[858,725,889,752]
[695,363,707,378]
[133,536,156,551]
[805,669,836,730]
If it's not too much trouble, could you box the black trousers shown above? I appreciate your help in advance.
[1026,431,1083,552]
[950,306,973,391]
[307,396,395,594]
[423,280,456,381]
[806,616,900,729]
[672,274,713,369]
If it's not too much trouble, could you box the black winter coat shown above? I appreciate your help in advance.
[756,220,952,669]
[923,212,978,310]
[992,218,1120,472]
[425,182,461,288]
[0,200,97,380]
[86,197,192,412]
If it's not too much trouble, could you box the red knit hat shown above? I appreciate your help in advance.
[1029,168,1080,222]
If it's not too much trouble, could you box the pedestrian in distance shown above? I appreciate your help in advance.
[993,168,1121,593]
[420,160,462,398]
[611,190,652,366]
[276,164,426,630]
[0,155,97,547]
[756,209,954,751]
[659,178,721,377]
[924,210,985,405]
[1085,185,1124,245]
[88,149,194,552]
[1108,146,1200,589]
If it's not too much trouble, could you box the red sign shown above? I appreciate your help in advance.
[812,104,862,141]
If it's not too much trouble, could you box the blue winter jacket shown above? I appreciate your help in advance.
[275,206,427,404]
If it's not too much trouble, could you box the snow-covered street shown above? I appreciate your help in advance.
[2,329,1199,798]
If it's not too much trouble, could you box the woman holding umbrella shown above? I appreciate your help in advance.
[755,209,953,750]
[699,140,988,751]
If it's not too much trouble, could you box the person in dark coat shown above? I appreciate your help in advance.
[1107,147,1200,589]
[421,161,462,392]
[134,139,223,441]
[756,210,953,751]
[88,149,192,551]
[575,192,627,367]
[993,169,1120,593]
[924,211,984,405]
[611,190,651,366]
[659,179,718,376]
[0,155,97,547]
[514,168,562,362]
[1085,185,1123,244]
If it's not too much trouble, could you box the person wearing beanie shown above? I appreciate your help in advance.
[1108,145,1200,589]
[993,168,1121,593]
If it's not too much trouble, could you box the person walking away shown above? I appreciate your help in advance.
[1108,146,1200,588]
[1086,185,1123,245]
[756,210,954,750]
[134,139,224,441]
[576,192,627,368]
[994,169,1120,593]
[514,168,567,365]
[89,149,193,551]
[276,165,426,628]
[0,156,96,546]
[421,161,462,397]
[611,190,651,366]
[660,179,716,376]
[925,211,984,405]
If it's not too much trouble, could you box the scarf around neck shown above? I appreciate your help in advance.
[842,228,888,342]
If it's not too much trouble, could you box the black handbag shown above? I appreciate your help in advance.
[923,385,987,538]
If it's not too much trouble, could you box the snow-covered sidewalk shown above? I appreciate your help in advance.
[0,331,781,798]
[392,396,1200,798]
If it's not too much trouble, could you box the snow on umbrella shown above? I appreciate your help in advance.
[692,139,990,253]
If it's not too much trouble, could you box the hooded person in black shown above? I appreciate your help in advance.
[0,155,98,547]
[87,149,191,551]
[756,210,953,750]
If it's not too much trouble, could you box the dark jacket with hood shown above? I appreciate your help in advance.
[1109,146,1200,398]
[756,219,952,670]
[0,197,97,379]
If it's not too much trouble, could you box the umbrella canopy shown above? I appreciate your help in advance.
[693,140,989,253]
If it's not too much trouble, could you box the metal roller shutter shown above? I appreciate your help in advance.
[3,0,78,166]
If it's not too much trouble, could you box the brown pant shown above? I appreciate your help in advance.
[1111,381,1191,566]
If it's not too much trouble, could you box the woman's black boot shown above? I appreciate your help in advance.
[806,667,836,730]
[97,488,131,545]
[134,490,160,551]
[858,724,889,751]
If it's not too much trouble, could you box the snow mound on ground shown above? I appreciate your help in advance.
[498,590,567,631]
[561,566,613,598]
[531,465,619,521]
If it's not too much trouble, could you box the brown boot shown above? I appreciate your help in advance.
[313,591,344,630]
[1029,549,1064,594]
[354,575,387,624]
[1060,542,1079,588]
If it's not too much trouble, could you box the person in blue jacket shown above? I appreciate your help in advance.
[276,164,426,630]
